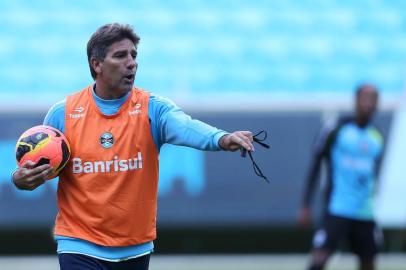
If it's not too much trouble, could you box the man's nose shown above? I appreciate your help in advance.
[127,59,136,69]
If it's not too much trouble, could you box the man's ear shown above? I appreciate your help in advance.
[91,57,103,76]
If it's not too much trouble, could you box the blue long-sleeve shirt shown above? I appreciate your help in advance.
[44,87,228,261]
[44,89,226,151]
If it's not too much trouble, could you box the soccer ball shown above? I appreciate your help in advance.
[15,125,71,180]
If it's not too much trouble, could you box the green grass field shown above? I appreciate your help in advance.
[1,254,405,270]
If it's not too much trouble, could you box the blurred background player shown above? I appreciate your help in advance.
[12,23,255,270]
[298,84,385,270]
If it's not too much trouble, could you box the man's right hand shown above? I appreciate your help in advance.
[12,161,54,191]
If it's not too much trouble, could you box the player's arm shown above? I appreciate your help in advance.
[149,95,253,152]
[12,100,66,190]
[298,122,336,226]
[43,99,66,132]
[375,128,386,178]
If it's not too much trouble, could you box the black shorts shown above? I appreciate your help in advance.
[58,253,150,270]
[312,213,383,259]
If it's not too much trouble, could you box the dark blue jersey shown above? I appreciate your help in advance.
[303,117,384,220]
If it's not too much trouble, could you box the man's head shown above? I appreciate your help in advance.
[355,83,379,126]
[87,23,140,97]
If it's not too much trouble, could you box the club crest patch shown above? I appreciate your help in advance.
[100,132,114,149]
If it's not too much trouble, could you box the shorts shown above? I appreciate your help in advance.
[58,253,150,270]
[312,213,383,259]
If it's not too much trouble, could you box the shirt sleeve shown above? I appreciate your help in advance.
[148,94,228,151]
[302,120,337,207]
[43,99,66,133]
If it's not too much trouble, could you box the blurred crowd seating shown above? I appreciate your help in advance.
[0,0,405,106]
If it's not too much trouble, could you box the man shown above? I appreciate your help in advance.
[299,84,384,270]
[12,23,255,270]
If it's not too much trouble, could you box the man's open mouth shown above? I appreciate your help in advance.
[124,74,134,80]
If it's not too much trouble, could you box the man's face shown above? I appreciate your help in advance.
[95,38,137,96]
[356,86,378,122]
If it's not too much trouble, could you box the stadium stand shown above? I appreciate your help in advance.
[0,0,405,109]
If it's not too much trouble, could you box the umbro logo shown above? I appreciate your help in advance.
[69,106,85,119]
[128,103,142,115]
[74,106,84,113]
